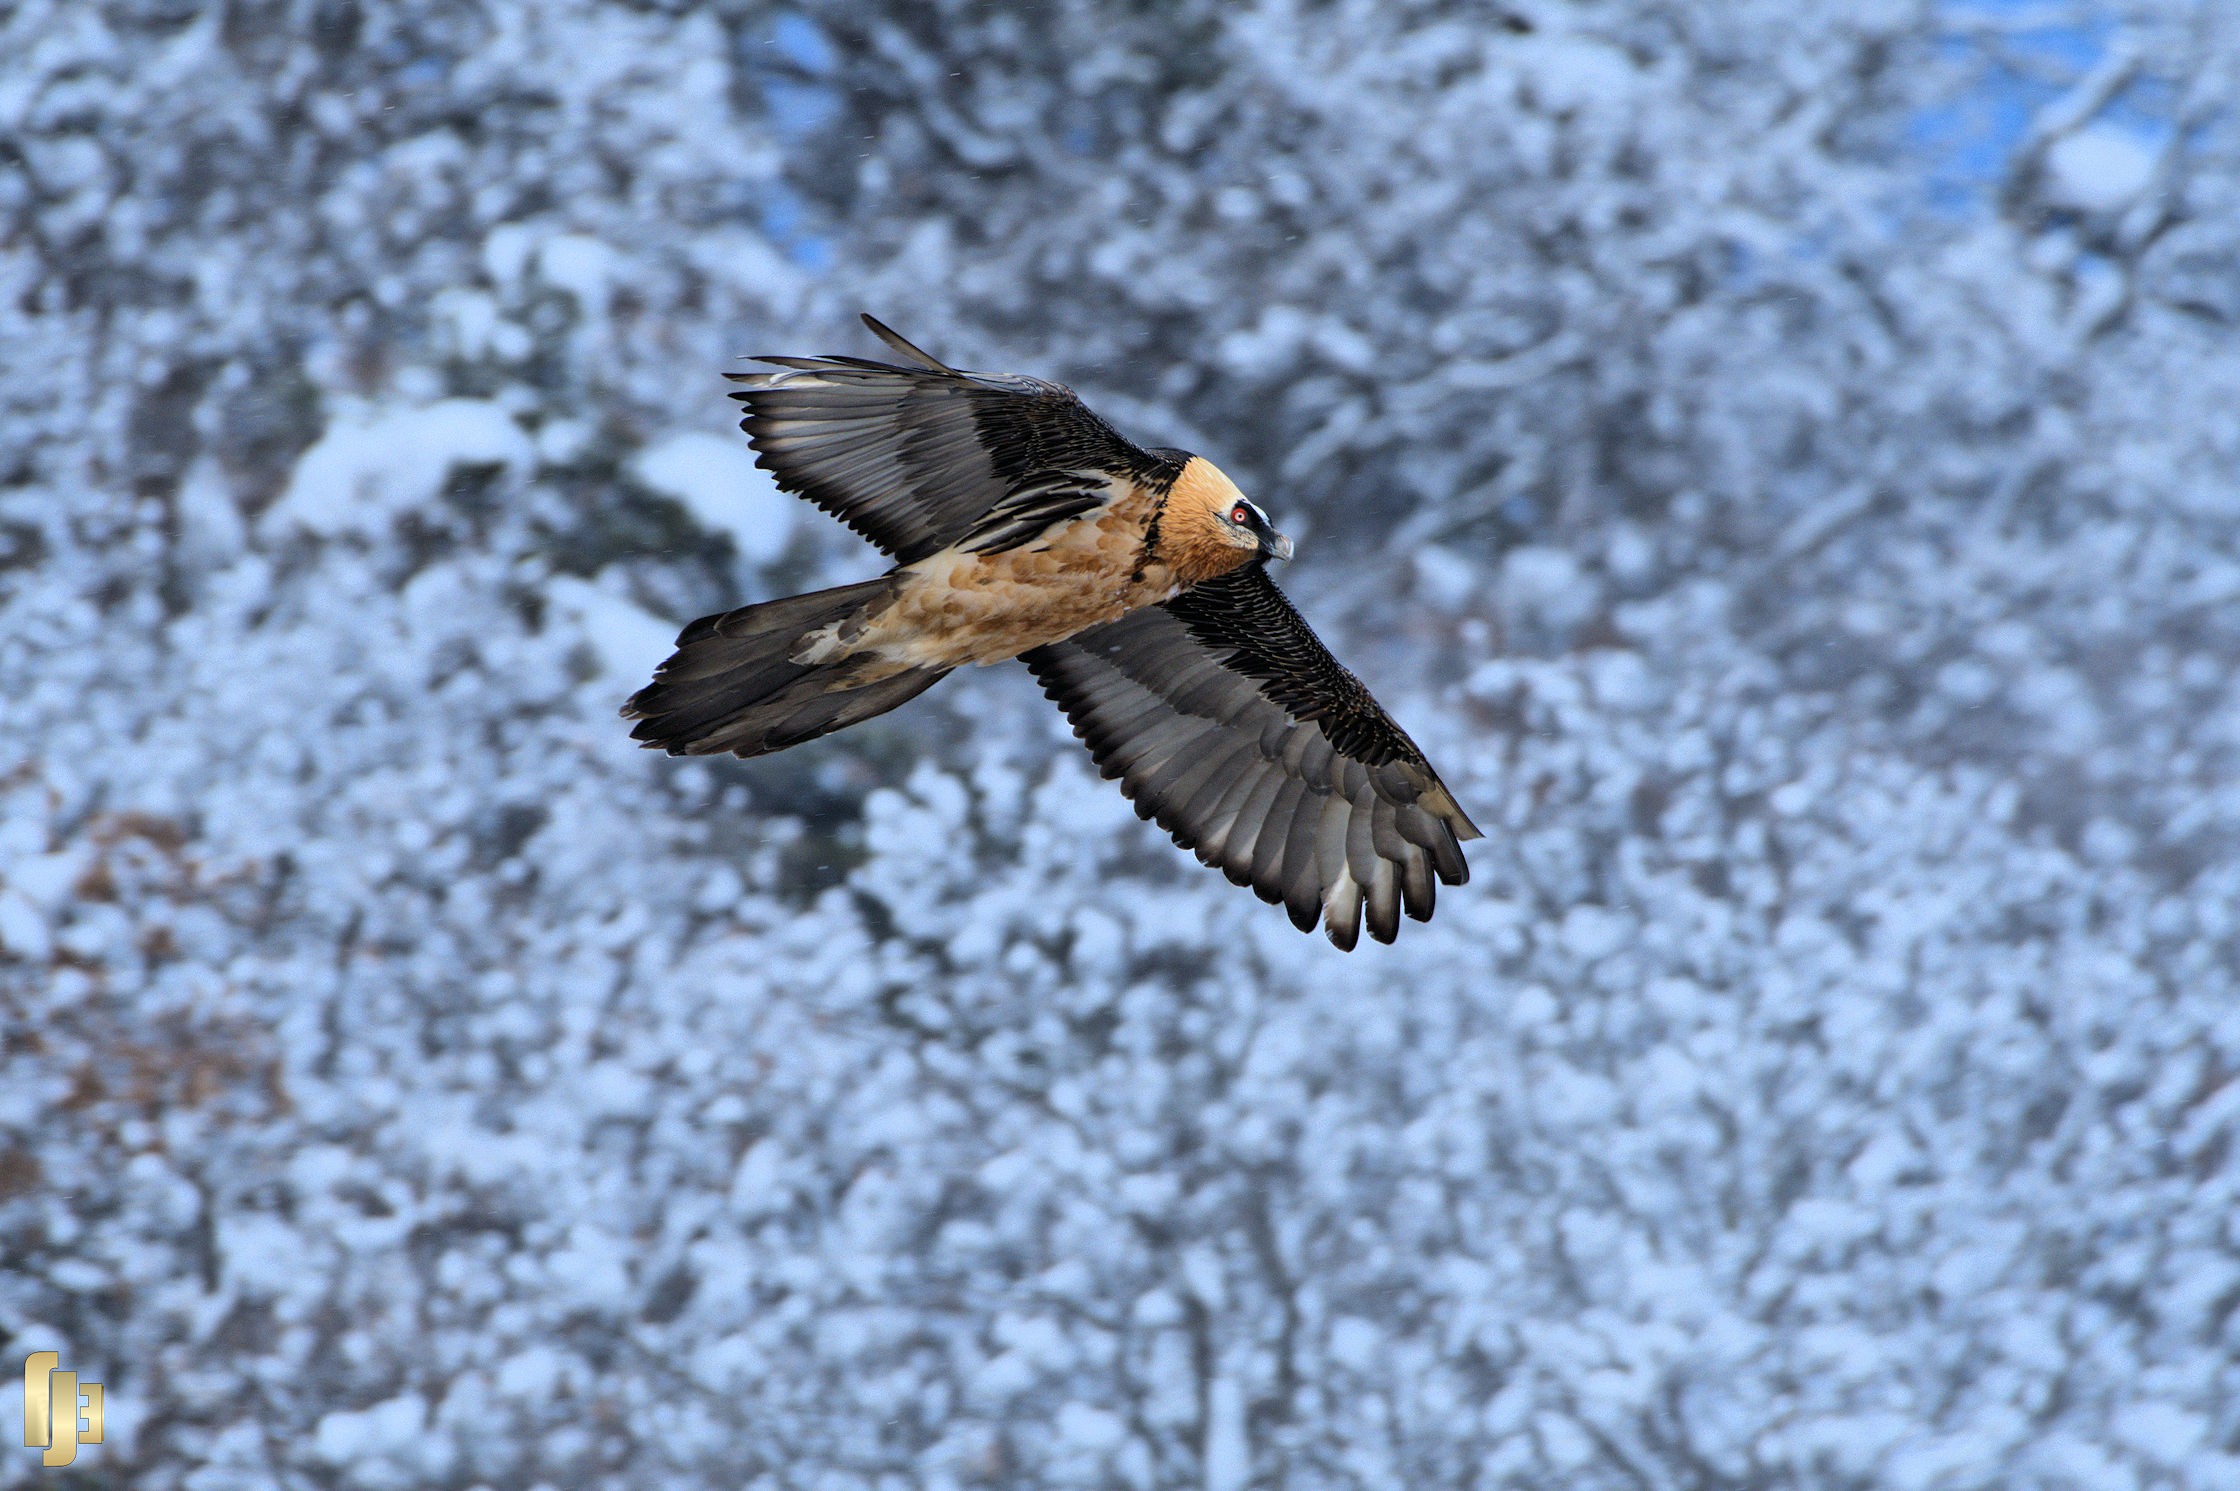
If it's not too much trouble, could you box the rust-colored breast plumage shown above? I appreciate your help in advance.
[859,477,1178,670]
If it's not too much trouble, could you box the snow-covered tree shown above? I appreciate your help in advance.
[5,1,2239,1486]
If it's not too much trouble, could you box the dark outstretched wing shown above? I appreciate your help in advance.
[1025,565,1482,949]
[727,315,1182,565]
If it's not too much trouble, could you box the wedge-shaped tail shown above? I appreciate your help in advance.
[622,577,950,758]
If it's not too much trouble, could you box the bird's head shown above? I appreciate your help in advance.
[1219,494,1295,563]
[1164,456,1293,580]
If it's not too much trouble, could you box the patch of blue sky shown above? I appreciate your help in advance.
[744,13,842,274]
[770,12,837,77]
[1992,16,2109,74]
[759,181,832,274]
[1910,71,2053,216]
[755,16,841,140]
[398,56,449,89]
[1907,5,2114,217]
[763,75,843,141]
[1722,239,1757,287]
[1907,3,2196,227]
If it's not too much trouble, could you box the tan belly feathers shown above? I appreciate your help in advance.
[858,481,1175,670]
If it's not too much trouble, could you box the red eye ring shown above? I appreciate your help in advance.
[1231,504,1251,524]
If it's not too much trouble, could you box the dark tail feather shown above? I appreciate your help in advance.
[621,578,949,758]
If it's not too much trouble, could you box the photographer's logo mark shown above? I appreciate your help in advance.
[21,1353,102,1468]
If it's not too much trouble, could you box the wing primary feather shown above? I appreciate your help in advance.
[1275,723,1340,788]
[1121,732,1222,812]
[1314,794,1353,908]
[859,314,954,371]
[1366,858,1402,945]
[1175,741,1262,837]
[1400,847,1436,922]
[1397,801,1471,885]
[1370,798,1412,865]
[1137,732,1243,815]
[1429,825,1470,885]
[1194,759,1276,867]
[1275,788,1331,919]
[1107,714,1210,779]
[1283,793,1342,931]
[1324,872,1363,951]
[1345,790,1382,891]
[1251,777,1310,904]
[1217,769,1291,886]
[1087,692,1180,751]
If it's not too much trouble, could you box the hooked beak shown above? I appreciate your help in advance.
[1264,529,1295,562]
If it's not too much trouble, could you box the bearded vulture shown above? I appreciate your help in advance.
[623,317,1479,948]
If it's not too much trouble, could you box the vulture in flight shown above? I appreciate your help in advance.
[623,317,1479,948]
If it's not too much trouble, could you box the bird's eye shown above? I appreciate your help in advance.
[1231,504,1251,525]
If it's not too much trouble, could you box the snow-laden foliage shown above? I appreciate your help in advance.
[5,1,2240,1487]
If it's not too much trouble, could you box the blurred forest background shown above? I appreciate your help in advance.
[6,1,2240,1487]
